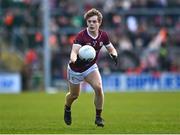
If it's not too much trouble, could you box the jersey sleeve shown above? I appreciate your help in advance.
[73,32,83,45]
[102,32,110,46]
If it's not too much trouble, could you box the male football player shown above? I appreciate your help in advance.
[64,8,118,127]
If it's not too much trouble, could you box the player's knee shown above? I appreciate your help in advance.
[95,82,102,90]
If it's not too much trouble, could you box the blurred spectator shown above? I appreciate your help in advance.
[0,0,180,90]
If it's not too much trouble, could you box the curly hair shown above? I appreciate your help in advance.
[84,8,103,24]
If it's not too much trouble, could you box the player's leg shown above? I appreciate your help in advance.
[64,82,80,125]
[65,82,80,107]
[84,70,104,127]
[64,65,82,125]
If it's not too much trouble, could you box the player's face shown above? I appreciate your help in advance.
[87,16,101,33]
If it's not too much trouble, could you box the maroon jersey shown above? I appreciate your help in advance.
[69,28,110,72]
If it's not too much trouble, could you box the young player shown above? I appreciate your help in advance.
[64,8,118,127]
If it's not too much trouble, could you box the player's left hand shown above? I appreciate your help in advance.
[110,54,118,65]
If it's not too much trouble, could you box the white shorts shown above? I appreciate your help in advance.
[67,64,98,84]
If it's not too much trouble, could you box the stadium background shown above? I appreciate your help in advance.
[0,0,180,134]
[0,0,180,92]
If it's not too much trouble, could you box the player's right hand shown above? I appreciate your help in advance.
[75,55,90,66]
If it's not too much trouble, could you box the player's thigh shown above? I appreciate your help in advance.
[84,70,103,91]
[68,81,81,96]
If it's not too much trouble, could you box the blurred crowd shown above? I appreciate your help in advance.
[0,0,180,89]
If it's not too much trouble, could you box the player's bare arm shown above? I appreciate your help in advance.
[70,44,81,63]
[105,42,117,56]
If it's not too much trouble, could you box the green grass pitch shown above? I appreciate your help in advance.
[0,91,180,134]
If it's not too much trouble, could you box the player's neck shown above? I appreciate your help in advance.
[87,28,98,39]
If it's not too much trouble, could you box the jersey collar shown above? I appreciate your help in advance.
[87,28,99,39]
